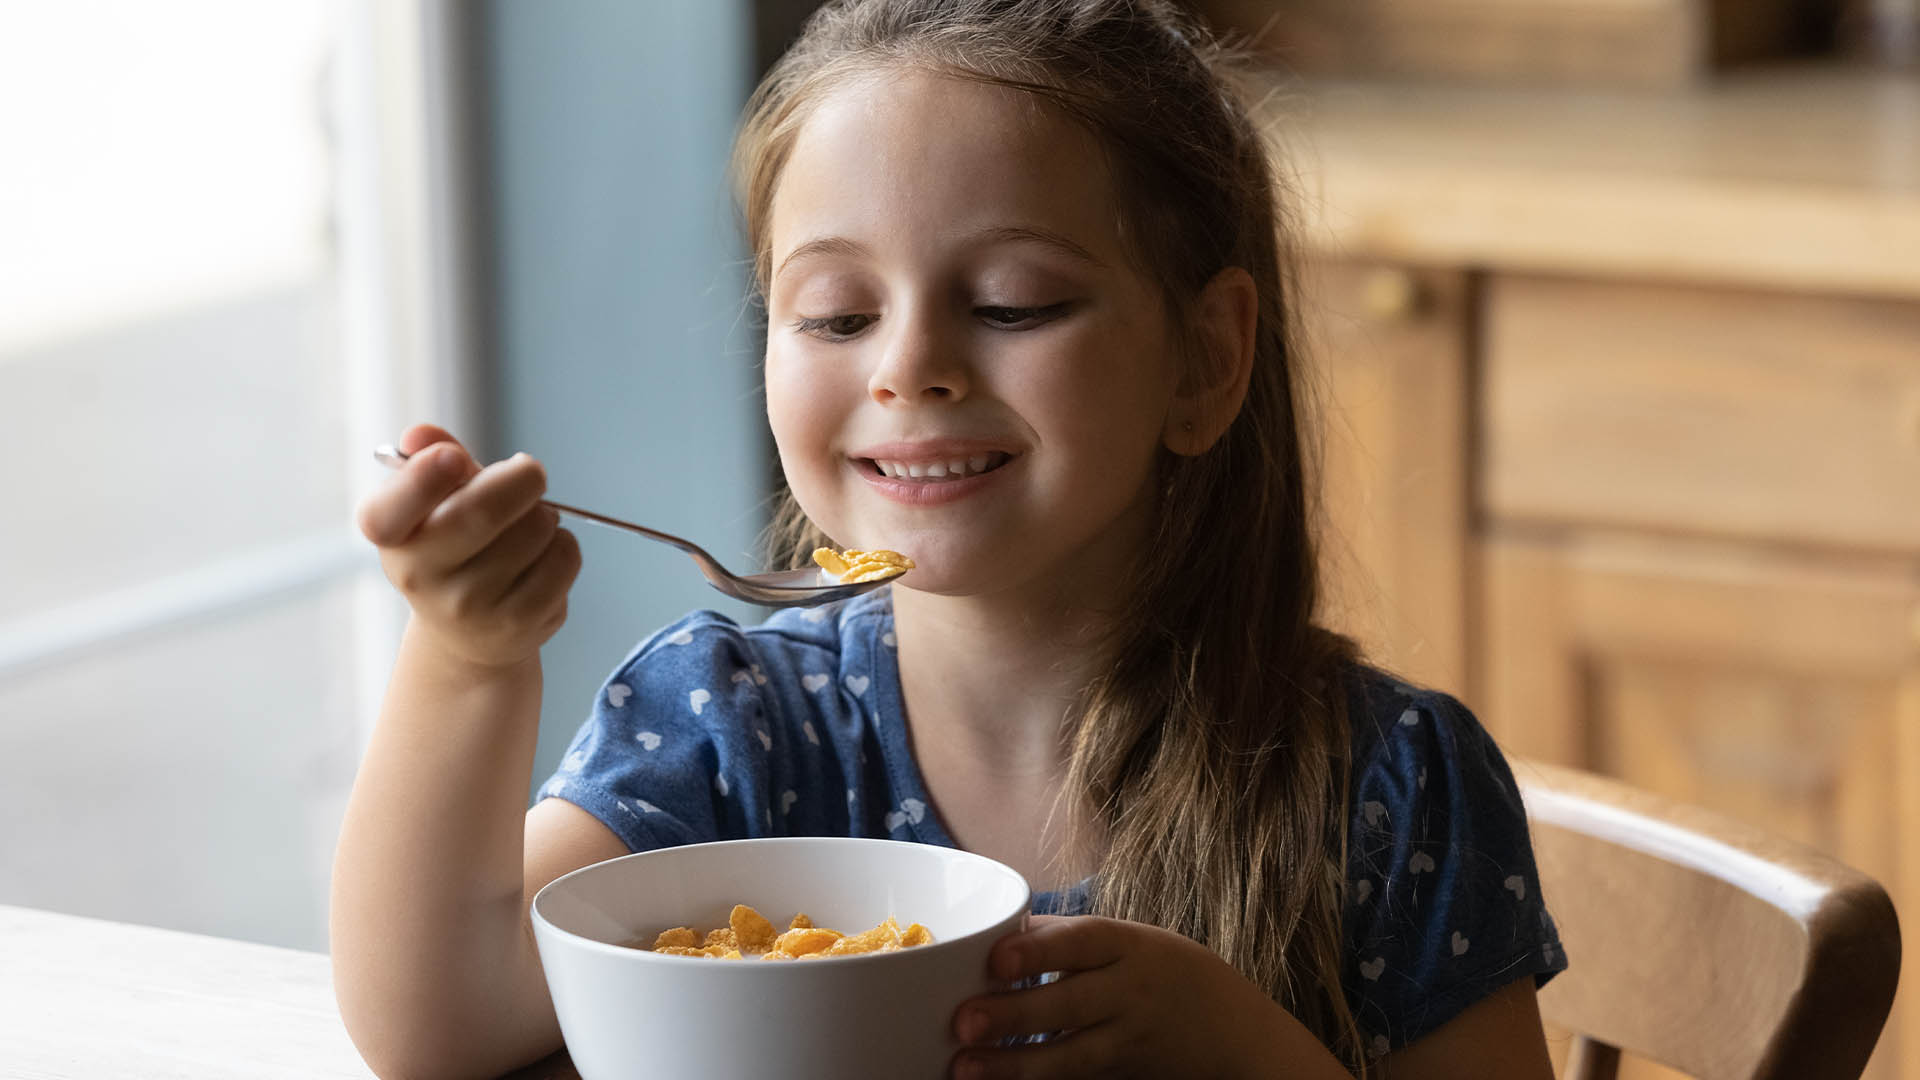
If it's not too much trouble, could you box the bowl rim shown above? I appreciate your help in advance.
[530,836,1033,970]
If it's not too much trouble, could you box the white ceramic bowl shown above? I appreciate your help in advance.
[531,837,1030,1080]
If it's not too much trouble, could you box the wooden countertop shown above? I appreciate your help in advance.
[1262,66,1920,299]
[0,904,577,1079]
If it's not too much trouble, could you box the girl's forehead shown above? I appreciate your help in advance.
[768,68,1127,271]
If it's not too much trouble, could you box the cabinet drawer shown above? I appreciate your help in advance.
[1482,276,1920,554]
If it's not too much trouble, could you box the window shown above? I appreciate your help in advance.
[0,1,461,951]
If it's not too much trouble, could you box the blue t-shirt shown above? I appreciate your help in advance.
[537,588,1566,1056]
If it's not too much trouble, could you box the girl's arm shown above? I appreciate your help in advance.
[1371,976,1555,1079]
[329,425,613,1079]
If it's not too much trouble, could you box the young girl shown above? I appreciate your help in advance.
[332,1,1566,1077]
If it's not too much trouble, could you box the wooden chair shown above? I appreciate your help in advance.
[1514,760,1902,1080]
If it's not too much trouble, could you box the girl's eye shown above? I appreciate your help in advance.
[975,303,1070,330]
[793,313,875,340]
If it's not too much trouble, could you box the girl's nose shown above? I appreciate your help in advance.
[867,308,970,404]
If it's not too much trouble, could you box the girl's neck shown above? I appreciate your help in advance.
[888,538,1131,779]
[885,479,1157,776]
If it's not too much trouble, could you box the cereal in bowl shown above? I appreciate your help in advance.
[643,904,933,960]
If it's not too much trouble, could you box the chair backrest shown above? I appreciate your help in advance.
[1514,760,1901,1080]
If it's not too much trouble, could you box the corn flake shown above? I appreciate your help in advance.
[812,547,915,584]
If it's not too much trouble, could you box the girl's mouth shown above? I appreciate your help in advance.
[861,451,1013,483]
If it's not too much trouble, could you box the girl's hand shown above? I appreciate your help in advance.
[356,423,580,669]
[950,915,1335,1080]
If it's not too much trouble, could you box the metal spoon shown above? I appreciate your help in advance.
[373,445,900,608]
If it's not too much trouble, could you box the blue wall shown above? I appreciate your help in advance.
[480,1,767,798]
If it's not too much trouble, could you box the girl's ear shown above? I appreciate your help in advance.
[1163,266,1257,456]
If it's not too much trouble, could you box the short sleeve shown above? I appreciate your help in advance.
[1341,681,1568,1058]
[534,610,780,852]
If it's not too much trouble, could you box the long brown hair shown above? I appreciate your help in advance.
[733,1,1364,1070]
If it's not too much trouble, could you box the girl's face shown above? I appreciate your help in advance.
[764,68,1181,599]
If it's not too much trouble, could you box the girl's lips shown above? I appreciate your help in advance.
[852,453,1020,506]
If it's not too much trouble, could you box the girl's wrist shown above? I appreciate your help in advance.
[402,617,543,685]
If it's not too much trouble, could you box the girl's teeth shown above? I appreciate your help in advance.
[874,454,1006,480]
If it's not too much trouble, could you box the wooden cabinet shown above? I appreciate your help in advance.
[1311,262,1920,1079]
[1481,275,1920,555]
[1481,528,1920,1080]
[1300,260,1473,694]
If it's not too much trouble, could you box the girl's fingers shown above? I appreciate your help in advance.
[397,422,462,456]
[357,440,480,547]
[450,503,560,599]
[988,916,1127,982]
[499,524,582,619]
[950,1021,1120,1080]
[954,965,1121,1045]
[412,453,549,567]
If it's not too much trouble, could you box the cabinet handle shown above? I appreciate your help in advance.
[1362,268,1425,322]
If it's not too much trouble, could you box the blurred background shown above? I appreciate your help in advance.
[1,2,1915,1078]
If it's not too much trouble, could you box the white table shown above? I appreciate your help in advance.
[0,905,578,1079]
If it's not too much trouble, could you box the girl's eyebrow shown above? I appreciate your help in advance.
[775,235,868,279]
[773,224,1106,280]
[969,225,1106,268]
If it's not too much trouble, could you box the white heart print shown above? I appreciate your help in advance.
[635,799,661,814]
[1359,957,1385,981]
[781,790,798,815]
[636,731,662,751]
[881,631,897,648]
[1451,931,1470,956]
[883,799,926,833]
[1371,1035,1391,1058]
[1398,707,1419,726]
[1362,800,1387,827]
[844,675,869,697]
[1409,851,1436,874]
[606,683,632,708]
[756,729,772,751]
[688,688,711,715]
[801,673,830,692]
[803,721,820,746]
[715,774,729,797]
[1352,879,1373,904]
[1504,875,1526,900]
[562,750,587,772]
[667,630,694,646]
[730,669,753,685]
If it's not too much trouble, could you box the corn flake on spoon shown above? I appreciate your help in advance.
[373,444,906,608]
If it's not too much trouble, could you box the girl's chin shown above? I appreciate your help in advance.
[880,555,1055,601]
[869,553,986,598]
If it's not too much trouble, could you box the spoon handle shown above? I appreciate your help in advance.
[370,444,701,556]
